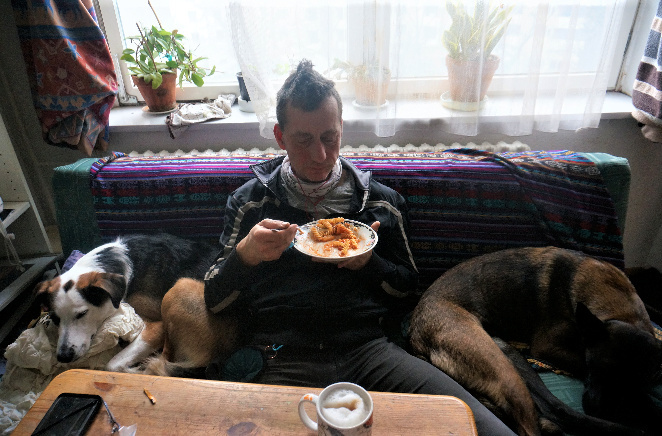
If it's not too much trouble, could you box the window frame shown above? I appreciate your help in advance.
[97,0,642,105]
[97,0,237,103]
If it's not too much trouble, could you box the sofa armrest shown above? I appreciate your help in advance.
[582,152,630,232]
[52,158,102,256]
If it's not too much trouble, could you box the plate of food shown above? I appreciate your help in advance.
[293,218,378,263]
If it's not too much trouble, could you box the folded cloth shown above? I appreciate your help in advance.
[0,303,144,435]
[62,250,85,272]
[631,1,662,143]
[166,94,235,139]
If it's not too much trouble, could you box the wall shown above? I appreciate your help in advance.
[0,1,660,270]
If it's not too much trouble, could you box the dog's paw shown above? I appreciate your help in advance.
[539,418,563,436]
[105,361,129,373]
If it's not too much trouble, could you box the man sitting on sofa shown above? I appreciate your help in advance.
[203,59,515,436]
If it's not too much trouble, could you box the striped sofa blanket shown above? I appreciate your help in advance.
[89,149,624,292]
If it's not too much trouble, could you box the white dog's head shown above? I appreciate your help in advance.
[34,271,126,363]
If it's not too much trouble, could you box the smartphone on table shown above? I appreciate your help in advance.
[31,393,102,436]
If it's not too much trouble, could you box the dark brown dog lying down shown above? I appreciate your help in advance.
[408,246,662,436]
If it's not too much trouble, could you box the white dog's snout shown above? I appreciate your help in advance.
[56,327,92,364]
[57,346,76,363]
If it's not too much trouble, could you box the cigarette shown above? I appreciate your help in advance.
[144,388,156,404]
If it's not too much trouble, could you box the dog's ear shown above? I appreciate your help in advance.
[33,279,57,312]
[79,272,126,308]
[576,302,608,346]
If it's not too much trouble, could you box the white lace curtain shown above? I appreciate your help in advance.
[228,0,627,139]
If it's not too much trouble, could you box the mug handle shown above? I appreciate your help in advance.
[298,393,319,431]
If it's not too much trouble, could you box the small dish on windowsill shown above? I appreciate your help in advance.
[440,91,488,112]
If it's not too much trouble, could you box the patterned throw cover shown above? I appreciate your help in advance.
[12,0,117,155]
[90,149,623,291]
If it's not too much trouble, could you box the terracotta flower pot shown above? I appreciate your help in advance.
[446,55,500,103]
[351,71,391,106]
[132,72,177,112]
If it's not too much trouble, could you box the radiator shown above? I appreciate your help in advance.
[127,141,531,157]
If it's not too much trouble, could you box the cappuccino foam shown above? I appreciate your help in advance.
[321,389,368,427]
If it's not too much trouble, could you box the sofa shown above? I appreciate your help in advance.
[52,144,660,416]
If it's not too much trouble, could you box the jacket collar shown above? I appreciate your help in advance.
[251,155,371,211]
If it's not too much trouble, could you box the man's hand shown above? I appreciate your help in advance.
[236,219,298,267]
[335,221,380,270]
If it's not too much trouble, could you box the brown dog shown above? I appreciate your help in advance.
[408,246,661,436]
[142,278,240,377]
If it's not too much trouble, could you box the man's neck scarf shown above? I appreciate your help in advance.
[280,156,353,218]
[281,156,342,198]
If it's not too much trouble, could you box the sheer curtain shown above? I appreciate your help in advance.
[228,0,627,139]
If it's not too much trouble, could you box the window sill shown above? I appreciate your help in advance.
[108,91,634,135]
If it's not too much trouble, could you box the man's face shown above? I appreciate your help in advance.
[274,96,342,183]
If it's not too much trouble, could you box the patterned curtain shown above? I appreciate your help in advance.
[12,0,117,156]
[632,1,662,143]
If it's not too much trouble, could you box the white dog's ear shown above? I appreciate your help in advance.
[79,272,126,308]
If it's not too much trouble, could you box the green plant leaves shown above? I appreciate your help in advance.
[121,22,215,89]
[120,53,136,64]
[444,0,513,61]
[191,73,204,87]
[325,57,390,80]
[150,72,163,89]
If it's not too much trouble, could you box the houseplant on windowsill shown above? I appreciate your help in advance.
[326,59,391,108]
[442,0,513,111]
[120,12,215,112]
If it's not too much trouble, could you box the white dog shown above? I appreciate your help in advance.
[33,233,218,372]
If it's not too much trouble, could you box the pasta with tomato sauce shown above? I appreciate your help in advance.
[309,218,360,257]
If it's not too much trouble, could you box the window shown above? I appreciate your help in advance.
[98,0,641,137]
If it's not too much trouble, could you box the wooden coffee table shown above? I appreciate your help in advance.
[13,369,478,435]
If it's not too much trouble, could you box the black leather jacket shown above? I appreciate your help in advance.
[204,156,418,348]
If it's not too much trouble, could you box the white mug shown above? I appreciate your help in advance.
[298,382,373,435]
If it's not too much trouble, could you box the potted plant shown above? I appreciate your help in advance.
[442,1,513,109]
[120,5,215,112]
[326,59,391,107]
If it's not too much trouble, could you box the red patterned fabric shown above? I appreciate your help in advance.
[12,0,118,155]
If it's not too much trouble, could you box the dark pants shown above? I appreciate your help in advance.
[253,337,516,436]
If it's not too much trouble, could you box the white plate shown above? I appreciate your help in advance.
[238,97,255,113]
[142,106,177,115]
[440,91,487,111]
[293,219,378,263]
[352,99,389,110]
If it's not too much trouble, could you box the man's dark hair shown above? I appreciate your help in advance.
[276,59,342,130]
